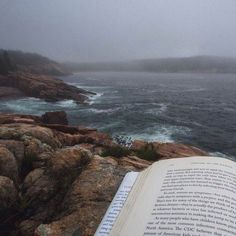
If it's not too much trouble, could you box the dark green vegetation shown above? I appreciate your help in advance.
[64,55,236,73]
[101,142,160,161]
[136,147,160,161]
[102,145,131,158]
[0,50,68,76]
[0,50,16,75]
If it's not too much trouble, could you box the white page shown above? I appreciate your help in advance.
[94,171,139,236]
[111,156,236,236]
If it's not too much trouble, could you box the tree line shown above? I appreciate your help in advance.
[0,50,17,75]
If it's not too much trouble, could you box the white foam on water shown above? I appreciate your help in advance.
[87,93,104,105]
[1,97,47,115]
[68,82,109,91]
[127,125,191,143]
[145,103,168,115]
[87,107,120,114]
[56,100,77,108]
[183,88,206,92]
[130,131,174,143]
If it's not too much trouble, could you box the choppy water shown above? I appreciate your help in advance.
[1,71,236,158]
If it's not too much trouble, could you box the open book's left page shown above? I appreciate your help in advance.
[94,171,139,236]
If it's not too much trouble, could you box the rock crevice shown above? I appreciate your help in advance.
[0,111,208,236]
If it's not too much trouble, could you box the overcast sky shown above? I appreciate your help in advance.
[1,0,236,62]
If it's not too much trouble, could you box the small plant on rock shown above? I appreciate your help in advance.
[101,145,131,158]
[135,143,160,161]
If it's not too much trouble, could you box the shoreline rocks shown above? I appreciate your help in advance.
[0,72,95,103]
[0,111,208,235]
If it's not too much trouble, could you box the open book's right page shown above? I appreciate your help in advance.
[111,156,236,236]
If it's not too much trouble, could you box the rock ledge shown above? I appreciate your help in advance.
[0,112,208,235]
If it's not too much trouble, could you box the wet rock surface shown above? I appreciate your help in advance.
[0,72,95,103]
[0,112,208,235]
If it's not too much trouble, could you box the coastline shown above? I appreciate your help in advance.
[0,72,95,103]
[0,111,208,235]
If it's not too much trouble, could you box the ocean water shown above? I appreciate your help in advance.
[1,71,236,158]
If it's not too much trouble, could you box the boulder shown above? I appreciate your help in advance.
[0,176,17,209]
[0,123,61,149]
[48,147,93,176]
[0,146,18,182]
[18,147,93,232]
[131,139,148,151]
[22,168,57,206]
[0,140,25,171]
[0,112,209,236]
[131,140,208,160]
[35,155,146,236]
[41,111,68,125]
[152,142,208,159]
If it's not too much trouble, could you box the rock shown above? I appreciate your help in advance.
[0,112,209,236]
[0,50,68,76]
[0,86,24,99]
[0,176,17,209]
[48,147,93,176]
[41,111,68,125]
[118,155,151,170]
[152,142,208,159]
[35,155,145,236]
[0,123,61,149]
[42,124,81,134]
[131,140,148,151]
[55,130,114,148]
[19,147,93,233]
[0,140,25,171]
[0,113,41,125]
[24,137,53,161]
[0,146,18,182]
[131,140,208,160]
[0,72,95,102]
[19,220,41,236]
[81,131,114,146]
[22,168,57,206]
[56,133,84,146]
[78,143,105,155]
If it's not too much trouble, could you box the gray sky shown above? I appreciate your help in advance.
[1,0,236,62]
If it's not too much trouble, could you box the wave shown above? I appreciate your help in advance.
[56,100,77,108]
[113,125,191,143]
[87,93,104,105]
[87,107,120,114]
[1,97,47,115]
[67,82,109,91]
[183,88,206,92]
[145,103,168,115]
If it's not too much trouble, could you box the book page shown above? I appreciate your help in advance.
[94,171,139,236]
[111,156,236,236]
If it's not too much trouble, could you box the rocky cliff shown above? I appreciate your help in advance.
[0,50,68,76]
[0,111,208,236]
[0,73,95,102]
[0,50,95,103]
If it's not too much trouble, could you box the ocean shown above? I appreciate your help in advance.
[1,71,236,158]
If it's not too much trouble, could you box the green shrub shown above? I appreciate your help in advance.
[102,145,131,158]
[136,148,159,161]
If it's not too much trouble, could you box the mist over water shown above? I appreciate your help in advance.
[1,71,236,158]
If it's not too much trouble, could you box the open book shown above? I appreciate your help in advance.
[95,156,236,236]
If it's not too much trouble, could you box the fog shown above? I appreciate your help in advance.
[1,0,236,62]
